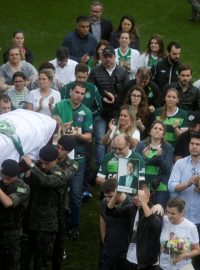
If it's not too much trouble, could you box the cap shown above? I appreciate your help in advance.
[1,159,20,177]
[186,111,200,127]
[58,135,75,152]
[39,145,58,162]
[102,46,115,56]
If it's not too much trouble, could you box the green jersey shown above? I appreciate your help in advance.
[145,149,167,191]
[154,107,187,148]
[60,81,102,118]
[53,99,93,161]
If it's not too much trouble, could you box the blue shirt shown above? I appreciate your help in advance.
[168,156,200,224]
[62,30,97,62]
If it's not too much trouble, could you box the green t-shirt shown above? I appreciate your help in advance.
[60,81,102,118]
[154,107,187,148]
[145,149,167,191]
[53,99,93,161]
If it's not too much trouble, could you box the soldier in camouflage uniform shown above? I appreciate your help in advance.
[51,135,78,270]
[21,145,66,270]
[0,159,30,270]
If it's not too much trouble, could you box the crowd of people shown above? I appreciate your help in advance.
[1,1,200,269]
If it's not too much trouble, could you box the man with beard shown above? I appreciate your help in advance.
[119,66,160,112]
[89,1,113,42]
[151,41,181,91]
[168,132,200,270]
[161,64,200,111]
[174,111,200,161]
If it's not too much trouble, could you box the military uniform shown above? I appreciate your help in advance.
[21,164,66,270]
[0,178,30,270]
[52,157,78,270]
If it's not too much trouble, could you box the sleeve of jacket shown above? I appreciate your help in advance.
[30,165,65,188]
[9,181,30,207]
[105,203,133,217]
[91,84,103,117]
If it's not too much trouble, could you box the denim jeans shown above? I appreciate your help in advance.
[69,160,85,226]
[93,115,106,168]
[83,116,107,193]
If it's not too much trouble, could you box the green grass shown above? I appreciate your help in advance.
[63,186,100,270]
[1,0,200,79]
[1,1,200,269]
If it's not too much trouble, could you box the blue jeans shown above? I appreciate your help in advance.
[93,115,106,168]
[69,160,85,226]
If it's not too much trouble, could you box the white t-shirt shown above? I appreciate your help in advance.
[49,58,77,85]
[160,216,199,270]
[28,88,61,116]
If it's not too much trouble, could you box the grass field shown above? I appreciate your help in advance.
[1,1,200,269]
[1,0,200,78]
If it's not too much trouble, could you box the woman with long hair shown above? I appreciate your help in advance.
[3,30,33,63]
[114,32,140,79]
[139,34,165,68]
[102,104,140,149]
[124,84,150,139]
[110,15,140,51]
[87,39,109,70]
[135,120,174,208]
[27,69,61,116]
[152,87,187,148]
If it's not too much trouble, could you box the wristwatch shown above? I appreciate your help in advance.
[30,163,35,168]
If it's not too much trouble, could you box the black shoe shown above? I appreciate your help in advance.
[70,227,79,240]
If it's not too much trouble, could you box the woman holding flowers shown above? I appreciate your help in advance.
[160,197,200,270]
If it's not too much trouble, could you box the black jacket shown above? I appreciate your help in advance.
[106,203,162,267]
[151,57,181,90]
[88,64,129,120]
[162,82,200,111]
[89,18,113,41]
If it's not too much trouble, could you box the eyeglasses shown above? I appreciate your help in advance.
[112,145,127,152]
[131,94,141,99]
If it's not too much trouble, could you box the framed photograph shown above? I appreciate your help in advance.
[117,158,140,194]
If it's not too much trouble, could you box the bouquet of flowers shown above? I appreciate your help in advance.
[166,237,190,257]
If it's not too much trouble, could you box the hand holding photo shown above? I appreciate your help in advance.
[117,158,139,194]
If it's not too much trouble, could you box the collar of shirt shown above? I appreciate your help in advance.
[90,18,101,25]
[105,63,117,76]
